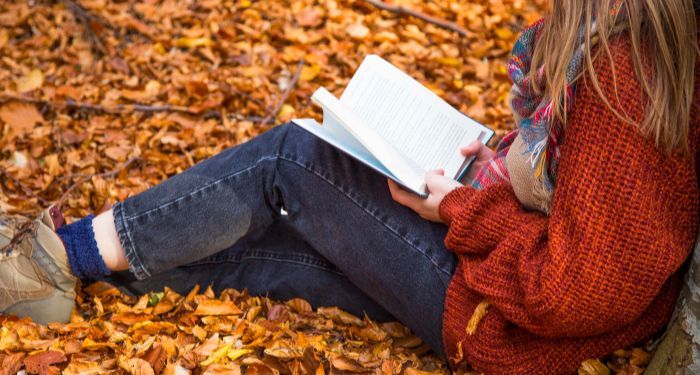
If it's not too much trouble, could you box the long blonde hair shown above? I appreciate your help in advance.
[532,0,697,154]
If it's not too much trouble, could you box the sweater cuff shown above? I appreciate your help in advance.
[439,186,475,226]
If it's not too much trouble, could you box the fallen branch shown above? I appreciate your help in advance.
[0,95,265,122]
[260,59,305,126]
[364,0,469,37]
[55,156,140,210]
[0,94,197,115]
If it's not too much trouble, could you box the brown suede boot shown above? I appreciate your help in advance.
[0,207,77,324]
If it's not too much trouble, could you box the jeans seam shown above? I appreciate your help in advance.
[113,203,150,280]
[277,155,454,285]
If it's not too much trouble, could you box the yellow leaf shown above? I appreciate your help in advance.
[200,341,233,367]
[300,65,321,82]
[629,348,652,366]
[495,27,514,39]
[0,327,18,351]
[175,37,213,48]
[277,104,295,122]
[227,348,253,361]
[16,69,43,93]
[81,338,117,351]
[465,299,490,335]
[153,42,166,55]
[578,359,610,375]
[435,57,461,67]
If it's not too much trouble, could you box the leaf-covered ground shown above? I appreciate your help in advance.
[0,0,654,373]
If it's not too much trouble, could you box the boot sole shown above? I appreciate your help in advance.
[4,289,75,324]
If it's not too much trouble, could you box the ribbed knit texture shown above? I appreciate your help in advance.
[57,215,111,279]
[438,35,700,374]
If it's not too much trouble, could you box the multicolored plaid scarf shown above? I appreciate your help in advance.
[472,3,624,199]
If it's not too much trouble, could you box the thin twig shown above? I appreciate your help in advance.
[55,156,140,210]
[0,94,196,115]
[0,169,49,206]
[0,95,265,122]
[64,0,109,56]
[365,0,469,37]
[260,59,305,126]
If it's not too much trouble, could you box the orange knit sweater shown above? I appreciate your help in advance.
[438,36,700,374]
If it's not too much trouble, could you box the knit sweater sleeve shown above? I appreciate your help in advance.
[438,39,699,338]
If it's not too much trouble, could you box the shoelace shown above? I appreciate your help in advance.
[0,220,37,256]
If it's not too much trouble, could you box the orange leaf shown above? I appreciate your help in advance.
[194,300,242,316]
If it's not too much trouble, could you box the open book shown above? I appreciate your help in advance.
[292,55,493,196]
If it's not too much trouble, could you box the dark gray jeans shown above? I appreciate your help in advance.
[106,123,457,357]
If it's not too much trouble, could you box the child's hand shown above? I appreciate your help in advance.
[388,170,462,223]
[460,140,496,183]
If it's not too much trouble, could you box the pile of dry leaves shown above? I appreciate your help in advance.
[0,282,652,375]
[0,0,655,374]
[0,282,452,374]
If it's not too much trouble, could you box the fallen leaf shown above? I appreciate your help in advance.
[175,37,213,48]
[193,300,242,316]
[579,359,611,375]
[16,69,43,92]
[300,64,321,82]
[24,350,66,374]
[0,101,43,137]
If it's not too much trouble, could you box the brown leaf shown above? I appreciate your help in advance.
[120,357,155,375]
[202,364,242,375]
[267,304,290,322]
[0,101,43,137]
[104,146,130,162]
[141,343,167,374]
[318,307,363,326]
[24,350,66,375]
[193,333,220,358]
[0,352,25,375]
[330,355,366,372]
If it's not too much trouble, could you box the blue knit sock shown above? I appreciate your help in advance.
[56,215,111,279]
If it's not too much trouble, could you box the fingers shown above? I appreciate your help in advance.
[425,170,446,187]
[387,179,420,209]
[460,140,482,156]
[425,171,461,194]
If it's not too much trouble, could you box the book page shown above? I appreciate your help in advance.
[340,55,490,179]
